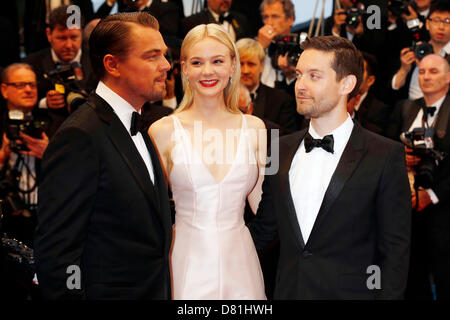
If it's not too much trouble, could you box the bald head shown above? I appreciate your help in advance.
[418,54,450,99]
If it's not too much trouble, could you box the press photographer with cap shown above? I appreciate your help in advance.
[0,63,50,247]
[387,53,450,300]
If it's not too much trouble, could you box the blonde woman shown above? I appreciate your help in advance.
[149,24,267,300]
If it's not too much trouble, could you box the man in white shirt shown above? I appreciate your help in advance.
[35,12,173,299]
[250,36,411,299]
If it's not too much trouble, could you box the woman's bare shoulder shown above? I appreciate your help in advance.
[149,115,174,138]
[244,114,266,130]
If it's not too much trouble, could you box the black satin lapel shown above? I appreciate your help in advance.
[403,100,423,132]
[107,117,160,213]
[279,130,308,249]
[307,124,366,244]
[142,131,173,232]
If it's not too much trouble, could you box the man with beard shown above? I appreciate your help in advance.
[34,12,173,299]
[249,36,412,299]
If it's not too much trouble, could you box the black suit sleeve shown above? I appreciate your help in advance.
[375,143,411,299]
[35,127,99,299]
[248,174,278,252]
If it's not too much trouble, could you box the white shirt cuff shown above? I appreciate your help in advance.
[426,189,439,205]
[39,97,48,109]
[391,74,399,90]
[162,96,177,109]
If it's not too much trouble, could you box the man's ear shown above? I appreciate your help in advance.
[340,74,357,96]
[46,27,52,43]
[1,83,8,100]
[367,74,375,88]
[103,54,120,78]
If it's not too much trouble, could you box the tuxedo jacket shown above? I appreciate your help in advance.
[180,8,250,40]
[253,84,302,134]
[355,92,392,136]
[386,94,450,217]
[35,93,173,299]
[249,122,411,299]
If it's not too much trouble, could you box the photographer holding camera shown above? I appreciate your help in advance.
[387,53,450,300]
[328,0,365,39]
[23,5,97,136]
[257,0,295,88]
[0,63,50,247]
[390,1,450,102]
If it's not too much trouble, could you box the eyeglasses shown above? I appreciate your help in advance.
[427,17,450,26]
[4,82,38,89]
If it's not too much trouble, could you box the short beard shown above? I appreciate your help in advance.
[297,97,337,118]
[148,88,166,103]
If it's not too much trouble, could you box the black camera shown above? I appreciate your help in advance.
[405,18,434,61]
[268,33,308,69]
[5,110,49,153]
[401,127,446,189]
[43,62,88,113]
[345,7,363,28]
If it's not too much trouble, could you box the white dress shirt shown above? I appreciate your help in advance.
[261,54,277,88]
[96,81,155,183]
[289,115,354,243]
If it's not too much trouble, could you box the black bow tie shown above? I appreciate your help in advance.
[219,13,233,24]
[304,132,334,154]
[423,106,437,117]
[130,111,146,136]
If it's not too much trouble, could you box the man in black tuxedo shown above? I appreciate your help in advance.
[249,36,411,299]
[181,0,250,42]
[236,38,302,134]
[23,6,98,137]
[34,12,173,299]
[386,54,450,300]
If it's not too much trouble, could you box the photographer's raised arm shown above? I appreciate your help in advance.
[392,48,417,90]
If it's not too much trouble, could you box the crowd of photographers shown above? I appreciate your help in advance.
[0,0,449,300]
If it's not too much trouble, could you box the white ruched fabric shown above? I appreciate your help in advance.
[169,115,266,300]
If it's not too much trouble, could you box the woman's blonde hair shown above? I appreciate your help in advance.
[176,24,241,114]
